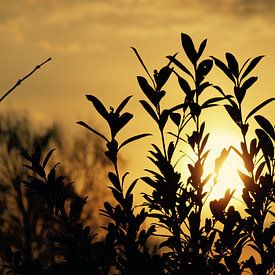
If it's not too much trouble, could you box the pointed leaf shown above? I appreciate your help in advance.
[116,95,132,114]
[245,98,275,122]
[170,112,181,127]
[167,141,175,161]
[175,72,192,95]
[255,161,265,181]
[137,76,157,105]
[181,33,197,65]
[240,55,264,81]
[234,86,246,104]
[119,133,151,150]
[201,96,227,109]
[211,56,236,84]
[226,52,239,78]
[131,47,155,87]
[108,172,121,191]
[241,76,258,90]
[166,55,194,79]
[118,112,133,130]
[126,179,138,199]
[159,109,170,130]
[255,115,275,140]
[256,129,274,160]
[140,100,158,122]
[86,95,109,120]
[77,121,109,142]
[197,59,213,83]
[199,133,209,155]
[156,66,173,90]
[42,149,55,168]
[197,39,207,60]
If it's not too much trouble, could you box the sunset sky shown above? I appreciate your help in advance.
[0,0,274,196]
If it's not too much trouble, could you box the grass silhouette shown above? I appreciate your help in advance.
[0,34,274,274]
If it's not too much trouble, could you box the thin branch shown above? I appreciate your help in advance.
[0,57,51,103]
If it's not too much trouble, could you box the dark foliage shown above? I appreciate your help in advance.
[0,34,274,274]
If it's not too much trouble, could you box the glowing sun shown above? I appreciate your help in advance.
[203,131,244,202]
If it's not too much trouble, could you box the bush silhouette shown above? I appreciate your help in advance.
[0,34,274,274]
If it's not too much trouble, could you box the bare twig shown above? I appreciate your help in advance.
[0,57,51,103]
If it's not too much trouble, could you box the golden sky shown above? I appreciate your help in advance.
[0,0,274,183]
[0,0,274,118]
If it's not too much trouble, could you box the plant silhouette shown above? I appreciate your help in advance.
[0,34,274,274]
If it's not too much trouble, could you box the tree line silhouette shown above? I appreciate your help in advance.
[0,34,274,274]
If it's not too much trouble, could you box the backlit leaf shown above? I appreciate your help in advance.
[226,52,239,78]
[245,98,275,122]
[181,33,197,65]
[255,115,275,140]
[240,55,264,81]
[116,95,133,114]
[140,100,158,122]
[119,133,151,150]
[86,95,109,120]
[211,56,236,84]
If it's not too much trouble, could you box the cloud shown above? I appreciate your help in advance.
[37,39,106,54]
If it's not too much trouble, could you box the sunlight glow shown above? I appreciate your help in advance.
[203,132,244,201]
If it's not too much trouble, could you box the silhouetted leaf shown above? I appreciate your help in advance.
[117,112,133,132]
[197,39,207,60]
[131,46,156,88]
[211,56,236,84]
[201,97,227,109]
[255,115,275,140]
[126,179,138,199]
[137,76,157,105]
[170,112,181,127]
[199,133,209,156]
[167,141,175,161]
[226,52,239,78]
[256,129,274,160]
[213,85,227,97]
[240,55,264,81]
[119,133,151,150]
[21,150,32,162]
[176,73,192,95]
[141,176,156,189]
[77,121,109,142]
[42,149,55,168]
[241,76,258,90]
[224,103,241,125]
[181,33,197,65]
[108,172,121,191]
[245,98,275,122]
[255,161,265,182]
[197,59,213,83]
[103,201,113,216]
[159,109,170,130]
[197,81,212,96]
[140,100,158,122]
[234,86,246,105]
[86,95,109,120]
[116,95,133,114]
[166,54,194,79]
[156,65,173,90]
[238,171,254,190]
[109,187,124,205]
